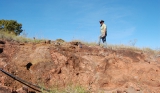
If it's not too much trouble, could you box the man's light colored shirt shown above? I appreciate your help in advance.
[100,23,107,37]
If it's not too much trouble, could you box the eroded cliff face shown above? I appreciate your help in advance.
[0,40,160,93]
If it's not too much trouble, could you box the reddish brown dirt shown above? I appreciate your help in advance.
[0,40,160,93]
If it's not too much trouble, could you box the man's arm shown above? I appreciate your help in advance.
[104,28,106,35]
[104,24,107,36]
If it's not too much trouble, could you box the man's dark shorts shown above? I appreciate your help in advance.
[102,36,106,43]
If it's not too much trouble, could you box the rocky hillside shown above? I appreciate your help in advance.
[0,40,160,93]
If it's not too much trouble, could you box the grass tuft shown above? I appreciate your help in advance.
[40,84,89,93]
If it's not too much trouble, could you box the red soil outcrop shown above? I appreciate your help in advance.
[0,40,160,93]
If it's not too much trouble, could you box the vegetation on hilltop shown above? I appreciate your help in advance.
[0,19,23,35]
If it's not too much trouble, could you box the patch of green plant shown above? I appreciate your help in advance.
[64,85,89,93]
[41,85,89,93]
[39,82,89,93]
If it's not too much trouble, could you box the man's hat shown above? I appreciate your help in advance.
[99,20,104,23]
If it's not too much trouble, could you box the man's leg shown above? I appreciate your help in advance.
[98,36,102,45]
[102,36,107,48]
[102,36,106,43]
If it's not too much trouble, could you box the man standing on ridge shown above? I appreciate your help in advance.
[98,20,107,46]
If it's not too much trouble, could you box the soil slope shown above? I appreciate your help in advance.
[0,40,160,93]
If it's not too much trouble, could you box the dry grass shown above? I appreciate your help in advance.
[71,40,160,55]
[108,44,160,55]
[0,30,46,43]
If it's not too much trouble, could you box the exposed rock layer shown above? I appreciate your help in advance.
[0,40,160,93]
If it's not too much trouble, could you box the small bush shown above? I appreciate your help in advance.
[56,39,65,43]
